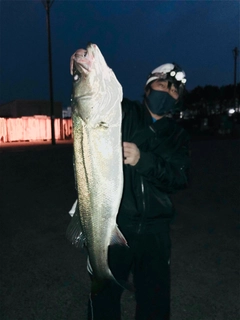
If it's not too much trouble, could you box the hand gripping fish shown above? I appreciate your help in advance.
[68,43,130,293]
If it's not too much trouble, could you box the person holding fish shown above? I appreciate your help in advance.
[68,44,190,320]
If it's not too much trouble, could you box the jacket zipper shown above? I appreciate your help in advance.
[137,176,146,234]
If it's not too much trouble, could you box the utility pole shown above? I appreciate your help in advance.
[233,47,239,112]
[42,0,55,145]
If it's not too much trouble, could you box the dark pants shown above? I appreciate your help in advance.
[87,227,171,320]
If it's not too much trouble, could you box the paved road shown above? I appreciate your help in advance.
[0,139,239,320]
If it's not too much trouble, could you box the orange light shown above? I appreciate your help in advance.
[0,116,73,143]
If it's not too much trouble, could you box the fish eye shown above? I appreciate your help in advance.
[74,74,79,81]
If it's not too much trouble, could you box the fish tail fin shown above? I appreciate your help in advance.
[115,279,135,292]
[91,278,135,294]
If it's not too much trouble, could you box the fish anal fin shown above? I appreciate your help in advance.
[110,226,128,247]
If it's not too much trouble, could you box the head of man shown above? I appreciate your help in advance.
[144,63,187,119]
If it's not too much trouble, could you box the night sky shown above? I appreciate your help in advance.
[1,0,239,109]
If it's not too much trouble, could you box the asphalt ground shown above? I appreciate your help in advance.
[0,137,239,320]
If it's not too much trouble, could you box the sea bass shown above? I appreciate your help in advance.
[69,43,127,292]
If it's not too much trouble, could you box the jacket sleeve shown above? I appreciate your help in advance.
[134,127,191,194]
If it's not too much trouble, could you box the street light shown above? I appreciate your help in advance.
[41,0,55,145]
[233,47,239,112]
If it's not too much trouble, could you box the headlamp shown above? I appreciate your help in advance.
[170,68,186,84]
[146,63,187,86]
[175,72,185,81]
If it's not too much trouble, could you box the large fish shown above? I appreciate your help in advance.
[69,43,128,292]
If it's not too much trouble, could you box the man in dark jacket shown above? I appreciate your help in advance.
[87,63,190,320]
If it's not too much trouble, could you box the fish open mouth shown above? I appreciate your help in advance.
[73,60,91,77]
[74,46,94,74]
[70,43,96,76]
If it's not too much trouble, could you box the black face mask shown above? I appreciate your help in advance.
[146,89,176,115]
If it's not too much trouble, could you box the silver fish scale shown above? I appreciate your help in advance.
[72,44,125,286]
[73,114,123,278]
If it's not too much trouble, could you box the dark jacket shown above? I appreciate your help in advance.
[117,98,190,234]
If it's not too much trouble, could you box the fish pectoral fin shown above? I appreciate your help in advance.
[110,226,128,247]
[97,121,109,129]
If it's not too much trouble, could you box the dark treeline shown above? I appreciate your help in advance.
[184,83,240,113]
[180,83,240,137]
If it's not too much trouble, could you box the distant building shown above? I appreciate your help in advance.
[62,106,72,118]
[0,99,62,118]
